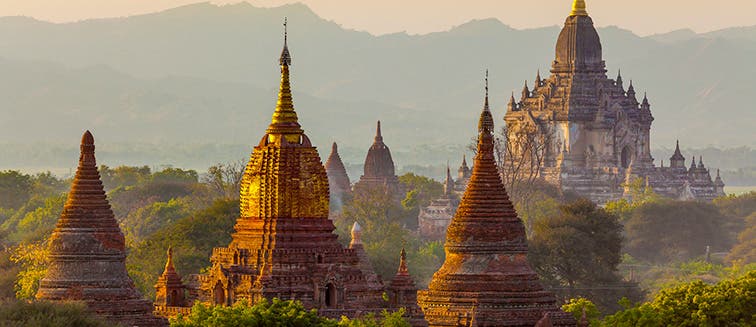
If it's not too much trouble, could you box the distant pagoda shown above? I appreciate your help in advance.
[325,142,352,199]
[418,164,460,240]
[37,131,166,327]
[417,75,575,326]
[354,121,401,194]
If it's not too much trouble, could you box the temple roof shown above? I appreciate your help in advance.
[670,140,685,161]
[555,0,603,70]
[363,121,396,178]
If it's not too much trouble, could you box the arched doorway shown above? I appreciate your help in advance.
[213,283,225,305]
[621,146,632,168]
[325,283,336,308]
[170,290,179,306]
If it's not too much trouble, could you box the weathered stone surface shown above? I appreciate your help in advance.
[504,0,723,204]
[388,248,427,327]
[37,131,166,327]
[417,86,575,326]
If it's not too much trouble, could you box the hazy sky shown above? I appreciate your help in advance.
[2,0,755,36]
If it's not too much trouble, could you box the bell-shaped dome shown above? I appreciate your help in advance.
[554,1,603,69]
[363,121,396,178]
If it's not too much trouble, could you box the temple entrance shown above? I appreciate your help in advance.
[170,290,178,306]
[621,146,632,168]
[213,283,225,305]
[325,283,336,308]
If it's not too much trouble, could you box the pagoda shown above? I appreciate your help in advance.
[325,142,352,201]
[418,164,460,240]
[354,121,401,194]
[417,75,575,326]
[503,0,723,203]
[154,247,191,318]
[388,248,427,327]
[188,21,420,322]
[36,131,166,327]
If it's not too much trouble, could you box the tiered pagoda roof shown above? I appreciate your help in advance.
[37,131,166,327]
[418,77,575,326]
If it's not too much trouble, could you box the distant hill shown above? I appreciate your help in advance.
[0,2,754,170]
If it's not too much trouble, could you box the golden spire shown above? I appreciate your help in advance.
[571,0,589,16]
[163,246,176,274]
[267,17,303,140]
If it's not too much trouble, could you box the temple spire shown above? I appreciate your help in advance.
[570,0,588,16]
[479,71,494,134]
[397,247,409,276]
[521,80,530,100]
[164,246,175,274]
[375,120,383,142]
[268,17,301,137]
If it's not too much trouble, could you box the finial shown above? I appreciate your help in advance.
[570,0,588,16]
[716,168,721,178]
[375,120,383,141]
[164,246,175,273]
[279,17,291,66]
[397,247,409,275]
[462,154,467,166]
[485,69,489,100]
[479,71,495,134]
[80,130,96,163]
[535,69,541,86]
[332,142,338,152]
[522,80,530,99]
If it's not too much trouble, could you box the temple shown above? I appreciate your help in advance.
[325,142,352,202]
[417,75,576,326]
[154,247,191,318]
[503,0,724,203]
[354,121,402,194]
[165,22,423,324]
[36,131,166,327]
[418,164,461,240]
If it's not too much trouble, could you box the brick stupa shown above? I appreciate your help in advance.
[37,131,166,327]
[417,76,575,326]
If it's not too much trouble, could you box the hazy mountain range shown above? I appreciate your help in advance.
[0,2,754,171]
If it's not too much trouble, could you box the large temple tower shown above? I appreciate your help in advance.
[418,76,575,326]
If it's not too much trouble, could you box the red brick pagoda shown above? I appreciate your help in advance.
[417,75,575,326]
[37,131,166,327]
[325,142,352,200]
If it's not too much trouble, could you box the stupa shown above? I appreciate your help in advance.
[417,74,575,326]
[36,131,166,327]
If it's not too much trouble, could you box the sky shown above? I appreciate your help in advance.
[1,0,755,36]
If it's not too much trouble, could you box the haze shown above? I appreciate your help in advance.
[3,0,756,36]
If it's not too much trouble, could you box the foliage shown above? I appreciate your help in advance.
[11,194,66,243]
[127,199,239,298]
[9,241,49,300]
[561,297,601,327]
[728,212,756,263]
[625,200,735,263]
[0,299,108,327]
[398,173,442,212]
[171,298,338,327]
[203,161,245,200]
[171,298,409,327]
[100,165,151,191]
[528,199,640,312]
[121,198,191,244]
[338,308,410,327]
[602,271,756,326]
[0,170,33,210]
[0,251,19,300]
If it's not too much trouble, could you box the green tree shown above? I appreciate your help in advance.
[12,194,67,242]
[602,271,756,326]
[561,297,601,327]
[338,308,410,327]
[625,200,734,263]
[121,198,190,244]
[528,199,640,312]
[0,170,33,210]
[9,241,49,300]
[99,165,151,191]
[0,300,107,327]
[726,212,756,264]
[171,298,338,327]
[127,199,239,297]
